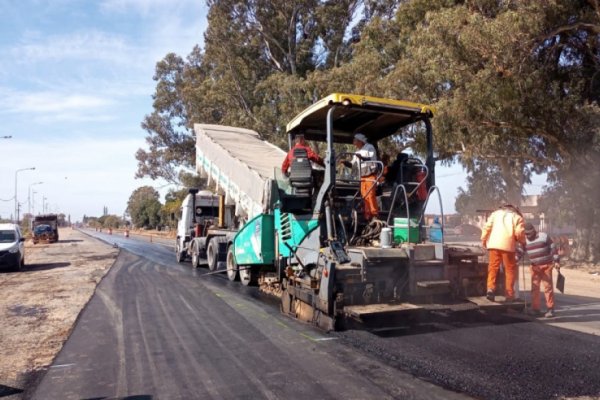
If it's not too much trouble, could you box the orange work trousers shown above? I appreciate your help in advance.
[487,249,517,299]
[360,174,379,220]
[531,263,555,311]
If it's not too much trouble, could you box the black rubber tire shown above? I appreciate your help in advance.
[240,266,258,286]
[206,239,219,271]
[191,244,200,269]
[176,242,185,263]
[226,245,239,281]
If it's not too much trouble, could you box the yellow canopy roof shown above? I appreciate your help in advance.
[286,93,435,144]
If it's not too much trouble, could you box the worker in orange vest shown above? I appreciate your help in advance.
[481,204,526,302]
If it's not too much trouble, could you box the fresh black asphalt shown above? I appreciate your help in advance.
[30,232,466,400]
[30,230,600,400]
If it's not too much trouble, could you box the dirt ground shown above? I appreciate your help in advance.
[517,261,600,299]
[0,228,597,399]
[0,228,118,399]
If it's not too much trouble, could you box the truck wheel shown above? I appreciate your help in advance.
[240,266,258,286]
[191,245,201,269]
[176,243,185,263]
[206,239,219,271]
[226,245,239,281]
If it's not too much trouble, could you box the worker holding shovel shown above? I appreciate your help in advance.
[517,223,560,318]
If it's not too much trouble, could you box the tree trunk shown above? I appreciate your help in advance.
[571,204,600,263]
[498,158,525,207]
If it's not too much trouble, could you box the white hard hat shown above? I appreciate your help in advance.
[354,133,367,143]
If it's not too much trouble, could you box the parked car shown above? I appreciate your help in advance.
[455,224,482,236]
[0,223,25,271]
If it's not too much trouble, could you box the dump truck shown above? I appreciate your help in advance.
[179,94,521,330]
[175,124,287,284]
[32,214,59,244]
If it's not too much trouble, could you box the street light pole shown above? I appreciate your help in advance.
[28,182,43,216]
[42,196,47,214]
[14,167,35,223]
[32,191,38,215]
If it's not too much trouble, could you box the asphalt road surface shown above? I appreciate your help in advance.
[31,230,600,400]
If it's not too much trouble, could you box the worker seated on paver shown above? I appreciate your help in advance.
[281,133,324,177]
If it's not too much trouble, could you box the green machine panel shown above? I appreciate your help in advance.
[275,208,320,257]
[234,214,275,265]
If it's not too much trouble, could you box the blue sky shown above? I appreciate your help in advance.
[0,0,207,221]
[0,1,544,222]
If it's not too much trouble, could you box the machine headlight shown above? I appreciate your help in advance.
[8,245,20,254]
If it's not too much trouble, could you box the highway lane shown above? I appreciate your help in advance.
[110,231,600,399]
[32,230,600,400]
[31,231,467,400]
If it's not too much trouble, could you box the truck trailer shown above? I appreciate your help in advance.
[178,93,520,330]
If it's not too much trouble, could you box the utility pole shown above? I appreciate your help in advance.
[14,167,35,223]
[32,191,37,215]
[28,182,43,215]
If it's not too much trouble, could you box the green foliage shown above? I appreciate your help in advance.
[455,162,506,217]
[126,186,163,229]
[160,188,186,230]
[98,214,123,229]
[136,0,390,181]
[138,0,599,261]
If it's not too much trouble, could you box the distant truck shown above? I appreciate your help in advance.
[32,214,59,244]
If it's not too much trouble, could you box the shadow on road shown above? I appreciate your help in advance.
[0,383,23,398]
[59,239,84,243]
[23,262,71,271]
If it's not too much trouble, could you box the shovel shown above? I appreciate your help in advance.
[556,268,565,294]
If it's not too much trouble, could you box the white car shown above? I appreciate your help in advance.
[0,223,25,271]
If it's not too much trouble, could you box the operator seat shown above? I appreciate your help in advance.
[289,148,313,197]
[277,147,314,213]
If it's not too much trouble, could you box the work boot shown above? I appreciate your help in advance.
[486,290,495,302]
[544,309,555,318]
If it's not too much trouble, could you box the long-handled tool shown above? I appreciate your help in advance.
[521,257,529,312]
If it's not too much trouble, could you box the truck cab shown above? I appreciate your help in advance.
[175,190,220,262]
[32,214,59,244]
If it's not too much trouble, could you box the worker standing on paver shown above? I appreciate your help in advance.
[481,204,526,302]
[517,223,560,317]
[345,133,379,220]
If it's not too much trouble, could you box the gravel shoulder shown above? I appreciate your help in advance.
[0,228,117,399]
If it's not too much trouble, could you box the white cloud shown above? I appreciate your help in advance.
[0,88,119,123]
[2,91,113,114]
[100,0,195,16]
[99,0,207,62]
[10,30,147,68]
